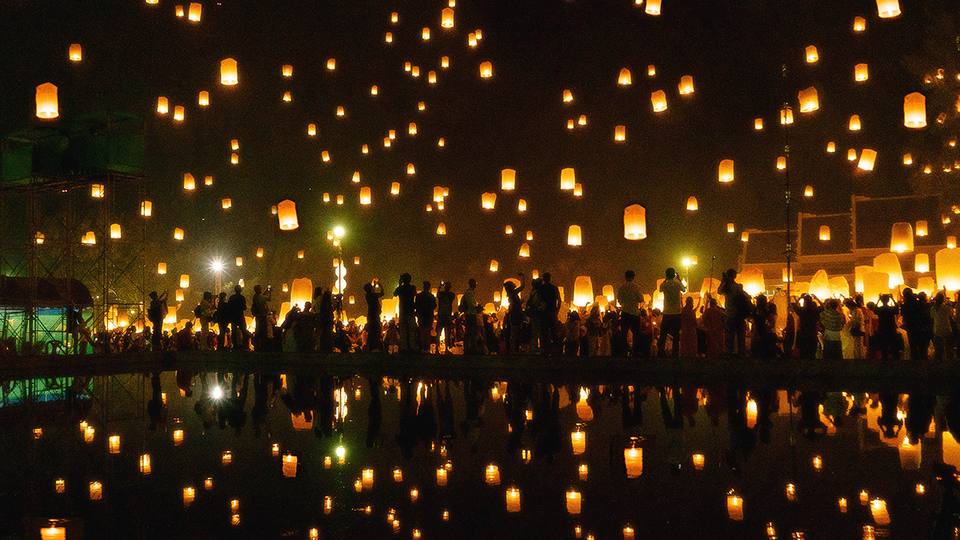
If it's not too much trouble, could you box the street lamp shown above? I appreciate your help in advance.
[210,258,224,296]
[332,226,346,321]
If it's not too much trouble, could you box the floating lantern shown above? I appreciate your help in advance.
[573,276,593,306]
[624,204,647,240]
[183,174,195,190]
[174,228,184,240]
[390,182,400,195]
[754,118,763,130]
[197,90,209,106]
[479,61,493,78]
[90,481,102,500]
[890,222,914,253]
[407,163,416,175]
[651,90,667,112]
[277,200,298,230]
[915,220,928,237]
[422,27,431,40]
[518,199,527,212]
[36,83,59,119]
[360,187,371,205]
[571,429,586,454]
[719,159,734,183]
[506,488,521,512]
[578,115,587,126]
[527,231,533,241]
[204,175,213,186]
[481,192,497,209]
[827,141,836,153]
[615,125,626,141]
[173,429,184,445]
[563,89,574,103]
[55,479,65,493]
[230,152,238,164]
[69,43,82,61]
[222,450,232,465]
[618,68,632,85]
[904,92,926,128]
[489,260,499,273]
[362,468,374,490]
[222,198,231,210]
[877,0,901,18]
[624,445,643,477]
[848,148,858,161]
[874,253,904,288]
[871,499,890,525]
[903,154,912,165]
[35,232,44,245]
[221,58,238,85]
[140,454,151,474]
[236,257,242,267]
[560,168,576,190]
[519,243,530,258]
[336,106,344,117]
[81,231,96,245]
[568,225,583,246]
[781,106,794,125]
[693,454,705,470]
[776,156,787,170]
[91,184,105,198]
[645,0,661,15]
[176,5,183,17]
[501,169,516,190]
[567,120,575,130]
[326,58,336,71]
[157,97,168,114]
[686,196,698,211]
[437,468,447,486]
[408,122,417,135]
[282,91,291,102]
[567,490,582,514]
[854,16,866,32]
[915,253,930,272]
[858,149,877,170]
[804,185,813,197]
[678,75,694,94]
[805,45,818,63]
[485,464,500,485]
[441,56,450,68]
[180,274,189,289]
[183,486,195,506]
[436,223,446,235]
[188,2,201,21]
[798,86,819,112]
[157,263,167,275]
[727,223,736,233]
[849,115,861,130]
[727,492,744,520]
[108,435,120,453]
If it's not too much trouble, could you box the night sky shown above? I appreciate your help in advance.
[2,0,958,308]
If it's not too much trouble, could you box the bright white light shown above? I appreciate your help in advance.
[211,386,223,400]
[333,226,345,238]
[211,258,224,273]
[336,445,346,459]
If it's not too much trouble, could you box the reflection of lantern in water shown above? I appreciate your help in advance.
[140,454,152,474]
[693,454,705,470]
[727,492,743,520]
[571,429,586,455]
[485,464,500,485]
[904,92,926,128]
[624,445,643,478]
[506,488,521,512]
[283,454,298,477]
[566,490,582,514]
[870,499,890,525]
[36,83,59,119]
[900,439,921,470]
[173,429,184,445]
[90,481,102,500]
[55,479,65,493]
[183,486,195,506]
[109,435,120,454]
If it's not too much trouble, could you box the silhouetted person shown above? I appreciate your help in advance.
[365,280,385,352]
[227,285,247,350]
[617,270,643,357]
[538,273,561,355]
[251,284,272,351]
[147,290,168,351]
[460,279,480,354]
[875,294,900,361]
[504,273,525,354]
[657,267,686,357]
[415,281,437,353]
[718,269,747,357]
[437,282,456,353]
[395,273,418,352]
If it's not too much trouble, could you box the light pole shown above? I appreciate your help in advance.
[333,226,346,322]
[210,258,224,296]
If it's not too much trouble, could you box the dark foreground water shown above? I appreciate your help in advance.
[2,359,958,540]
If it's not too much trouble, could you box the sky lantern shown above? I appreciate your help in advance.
[35,83,58,119]
[360,187,371,205]
[91,184,105,198]
[777,156,786,170]
[847,148,858,161]
[754,118,763,130]
[433,186,446,202]
[479,62,493,78]
[568,225,582,246]
[441,56,449,68]
[718,159,734,183]
[391,11,398,23]
[277,200,299,230]
[678,75,694,94]
[437,223,446,235]
[110,224,121,239]
[174,228,184,240]
[308,124,316,136]
[645,0,662,15]
[566,119,575,130]
[916,220,928,236]
[519,243,530,258]
[282,91,292,102]
[874,253,904,288]
[563,89,573,103]
[220,198,232,210]
[560,168,576,190]
[322,151,330,162]
[804,185,813,197]
[337,106,345,116]
[526,231,533,241]
[951,236,958,249]
[391,182,400,195]
[422,27,431,40]
[651,90,667,112]
[81,231,96,245]
[441,7,454,27]
[819,225,831,241]
[904,92,926,127]
[203,175,212,186]
[157,97,168,114]
[853,16,866,31]
[141,201,152,216]
[573,276,593,306]
[574,183,583,197]
[518,199,527,212]
[188,2,201,20]
[578,115,587,126]
[855,63,869,82]
[490,260,499,272]
[505,225,513,235]
[686,196,698,211]
[180,274,190,288]
[827,141,836,153]
[618,68,632,85]
[172,105,185,122]
[506,488,521,513]
[849,115,861,130]
[351,171,360,183]
[805,45,818,63]
[69,43,82,61]
[428,71,437,84]
[615,125,626,141]
[798,86,819,112]
[327,58,336,70]
[221,58,238,85]
[407,163,416,175]
[858,149,877,170]
[175,5,184,17]
[738,266,765,295]
[903,153,912,165]
[877,0,901,18]
[282,64,293,77]
[290,278,312,309]
[780,106,793,125]
[647,64,656,77]
[198,91,209,106]
[727,223,735,233]
[741,231,749,242]
[863,272,891,303]
[916,253,930,272]
[183,174,195,190]
[362,144,369,153]
[481,192,497,209]
[938,248,960,289]
[501,169,516,190]
[408,122,417,135]
[854,265,873,292]
[157,263,167,275]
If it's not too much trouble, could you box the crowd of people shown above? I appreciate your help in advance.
[71,266,959,363]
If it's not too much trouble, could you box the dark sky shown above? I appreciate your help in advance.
[2,0,958,308]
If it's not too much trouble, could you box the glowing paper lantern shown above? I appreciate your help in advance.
[573,276,593,307]
[173,228,184,241]
[805,45,818,63]
[360,187,371,205]
[518,199,527,212]
[755,118,763,130]
[624,204,647,240]
[874,253,904,288]
[937,248,960,289]
[441,7,454,27]
[568,225,582,246]
[890,222,914,253]
[651,90,667,112]
[519,243,530,258]
[221,58,238,85]
[686,196,698,211]
[915,220,928,237]
[618,68,632,85]
[827,142,836,153]
[481,192,497,209]
[615,125,626,141]
[849,115,861,130]
[877,0,901,18]
[157,263,167,275]
[479,62,493,78]
[848,149,858,161]
[90,481,102,500]
[501,169,516,190]
[437,223,446,235]
[853,16,866,32]
[645,0,661,14]
[855,63,869,82]
[804,185,813,197]
[327,58,336,70]
[188,2,201,20]
[35,83,59,119]
[277,200,298,230]
[506,488,521,512]
[624,447,643,477]
[157,97,168,114]
[678,75,694,95]
[738,266,765,296]
[781,106,794,125]
[648,64,656,76]
[718,159,734,183]
[904,92,927,128]
[914,253,930,273]
[798,86,819,112]
[819,226,831,241]
[110,223,121,239]
[560,168,576,190]
[727,493,744,520]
